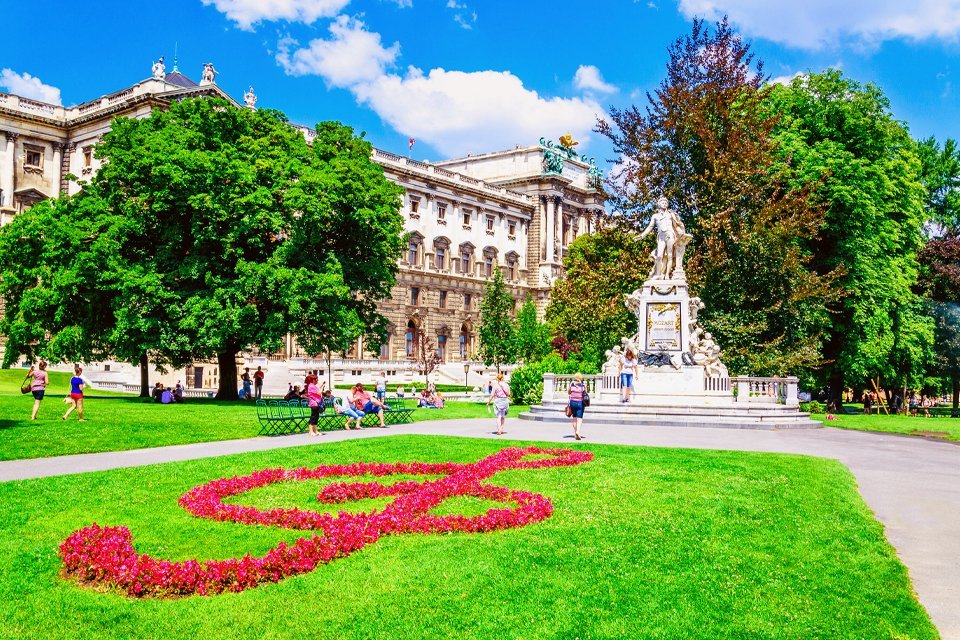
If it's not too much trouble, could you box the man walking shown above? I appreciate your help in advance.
[254,366,265,399]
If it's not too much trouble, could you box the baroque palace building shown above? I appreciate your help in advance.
[0,63,602,391]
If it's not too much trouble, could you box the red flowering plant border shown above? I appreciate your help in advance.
[59,446,593,598]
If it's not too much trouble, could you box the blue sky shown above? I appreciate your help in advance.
[3,0,960,164]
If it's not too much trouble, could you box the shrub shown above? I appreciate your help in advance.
[511,353,598,405]
[800,400,825,414]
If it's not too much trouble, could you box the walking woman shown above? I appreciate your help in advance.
[619,348,639,403]
[62,366,86,421]
[486,373,511,435]
[305,374,326,436]
[28,361,49,420]
[567,373,587,440]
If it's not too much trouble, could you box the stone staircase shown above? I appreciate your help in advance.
[521,400,821,430]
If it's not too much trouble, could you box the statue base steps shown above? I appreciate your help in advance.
[519,400,820,430]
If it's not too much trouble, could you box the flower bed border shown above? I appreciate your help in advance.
[59,446,593,597]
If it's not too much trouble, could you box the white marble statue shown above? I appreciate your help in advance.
[243,86,257,109]
[693,332,728,378]
[200,62,218,85]
[152,57,166,79]
[639,197,692,280]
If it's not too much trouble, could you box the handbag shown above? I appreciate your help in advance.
[20,374,32,395]
[583,390,591,407]
[564,405,573,418]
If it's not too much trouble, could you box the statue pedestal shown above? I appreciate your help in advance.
[627,277,693,356]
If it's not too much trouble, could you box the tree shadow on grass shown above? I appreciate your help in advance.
[0,420,17,430]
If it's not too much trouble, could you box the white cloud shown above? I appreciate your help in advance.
[0,69,62,105]
[277,18,603,157]
[446,1,477,29]
[276,16,400,87]
[768,71,805,86]
[678,0,960,49]
[201,0,351,30]
[573,65,617,94]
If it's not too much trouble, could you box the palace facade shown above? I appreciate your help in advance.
[0,64,602,390]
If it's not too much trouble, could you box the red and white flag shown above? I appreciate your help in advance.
[408,137,415,149]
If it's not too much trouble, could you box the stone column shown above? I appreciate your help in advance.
[61,142,76,195]
[544,195,556,263]
[1,131,17,210]
[51,143,64,197]
[552,196,562,262]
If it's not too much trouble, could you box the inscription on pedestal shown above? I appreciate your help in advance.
[646,302,681,351]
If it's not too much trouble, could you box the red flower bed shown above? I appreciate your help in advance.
[60,446,593,597]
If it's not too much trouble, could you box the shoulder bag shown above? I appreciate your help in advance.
[20,374,32,394]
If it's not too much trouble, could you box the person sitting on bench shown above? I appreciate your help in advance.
[324,390,364,430]
[352,383,387,428]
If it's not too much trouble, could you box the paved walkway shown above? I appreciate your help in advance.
[3,419,958,639]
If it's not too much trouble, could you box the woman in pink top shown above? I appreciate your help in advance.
[485,373,511,435]
[567,373,587,440]
[304,374,326,436]
[28,361,49,420]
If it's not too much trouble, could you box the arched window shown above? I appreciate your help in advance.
[482,247,498,278]
[437,335,447,362]
[379,326,393,361]
[459,242,475,275]
[505,251,520,281]
[459,324,471,359]
[405,320,418,357]
[433,236,451,271]
[406,232,424,267]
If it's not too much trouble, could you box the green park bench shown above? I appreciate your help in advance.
[255,396,416,436]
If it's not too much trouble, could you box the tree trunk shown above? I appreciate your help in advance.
[952,375,959,418]
[215,348,240,400]
[826,371,848,413]
[326,351,333,391]
[139,354,150,397]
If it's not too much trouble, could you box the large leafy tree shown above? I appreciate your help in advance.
[546,225,650,368]
[0,98,405,399]
[918,237,960,412]
[477,266,516,372]
[768,71,933,403]
[598,18,835,378]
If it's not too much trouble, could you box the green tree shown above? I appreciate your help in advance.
[546,225,650,367]
[477,266,516,372]
[917,137,960,233]
[598,18,835,378]
[768,70,933,403]
[0,98,405,399]
[513,297,551,363]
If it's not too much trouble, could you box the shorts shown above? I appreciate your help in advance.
[363,401,382,415]
[493,397,509,418]
[376,390,386,401]
[620,373,634,388]
[70,393,83,401]
[569,400,584,419]
[32,390,45,400]
[342,406,364,420]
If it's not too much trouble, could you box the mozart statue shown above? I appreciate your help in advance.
[638,197,693,280]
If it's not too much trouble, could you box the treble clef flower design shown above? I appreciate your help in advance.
[59,446,593,597]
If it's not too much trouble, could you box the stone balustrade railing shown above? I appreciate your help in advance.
[731,376,799,406]
[541,374,604,402]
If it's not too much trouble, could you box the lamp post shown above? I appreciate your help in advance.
[463,361,470,391]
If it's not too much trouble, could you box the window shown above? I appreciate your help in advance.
[437,335,447,362]
[484,256,493,277]
[461,250,471,273]
[409,198,420,214]
[437,203,446,220]
[459,324,470,358]
[464,293,472,310]
[406,320,418,357]
[435,247,446,271]
[439,290,448,308]
[408,240,420,265]
[463,211,471,226]
[508,221,516,236]
[83,146,93,167]
[486,215,495,232]
[507,261,516,280]
[24,145,43,170]
[410,287,420,306]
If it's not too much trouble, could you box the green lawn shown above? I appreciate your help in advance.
[825,408,960,442]
[0,370,525,461]
[0,435,936,639]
